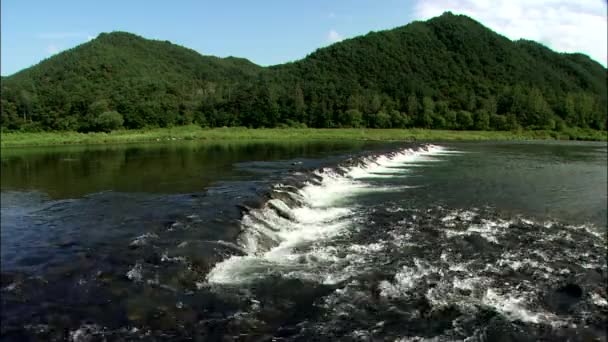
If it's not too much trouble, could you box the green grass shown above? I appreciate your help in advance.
[1,126,606,148]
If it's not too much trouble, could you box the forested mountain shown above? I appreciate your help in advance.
[2,12,606,132]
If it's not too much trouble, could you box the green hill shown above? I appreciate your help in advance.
[2,12,606,132]
[1,32,262,130]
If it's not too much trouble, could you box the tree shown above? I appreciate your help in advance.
[390,110,410,128]
[526,88,553,128]
[95,111,124,132]
[17,90,36,124]
[481,96,497,115]
[562,93,577,125]
[419,97,434,128]
[466,91,477,112]
[490,114,508,131]
[294,85,306,123]
[505,113,521,131]
[342,109,363,128]
[1,15,605,133]
[444,110,458,129]
[347,94,363,111]
[368,94,382,114]
[88,99,110,116]
[56,115,79,131]
[473,110,490,130]
[407,94,419,117]
[573,93,594,128]
[0,99,20,129]
[371,111,392,128]
[456,110,474,130]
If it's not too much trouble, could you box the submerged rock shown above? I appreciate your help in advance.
[167,240,246,275]
[544,283,584,314]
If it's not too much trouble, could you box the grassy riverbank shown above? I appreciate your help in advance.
[1,126,606,148]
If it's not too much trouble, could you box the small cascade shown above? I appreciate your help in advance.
[208,144,445,283]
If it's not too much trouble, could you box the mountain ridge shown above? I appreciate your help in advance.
[5,12,606,76]
[2,12,606,132]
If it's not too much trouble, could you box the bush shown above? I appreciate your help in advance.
[94,111,124,132]
[55,116,80,131]
[554,118,567,132]
[20,122,45,132]
[285,119,307,128]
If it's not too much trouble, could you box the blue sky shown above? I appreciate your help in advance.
[1,0,415,76]
[1,0,606,76]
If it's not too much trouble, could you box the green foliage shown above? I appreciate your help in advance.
[89,100,110,116]
[371,111,392,128]
[94,111,124,132]
[390,110,410,128]
[1,13,606,133]
[457,111,474,130]
[473,110,490,130]
[490,114,508,131]
[342,109,364,128]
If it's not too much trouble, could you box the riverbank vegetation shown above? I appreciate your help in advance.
[2,126,605,148]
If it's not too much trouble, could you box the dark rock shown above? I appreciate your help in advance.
[168,240,244,275]
[558,283,583,298]
[544,283,584,314]
[480,316,535,342]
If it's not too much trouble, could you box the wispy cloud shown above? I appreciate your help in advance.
[414,0,607,66]
[328,12,336,19]
[46,44,60,55]
[39,32,96,56]
[327,29,344,43]
[38,32,89,40]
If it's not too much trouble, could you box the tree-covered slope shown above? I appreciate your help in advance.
[1,32,262,130]
[273,13,606,129]
[2,12,606,132]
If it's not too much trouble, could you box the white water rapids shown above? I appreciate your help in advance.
[207,145,450,284]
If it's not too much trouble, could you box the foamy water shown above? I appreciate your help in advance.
[206,162,606,339]
[207,145,446,284]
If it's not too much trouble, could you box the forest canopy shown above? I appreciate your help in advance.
[2,12,606,132]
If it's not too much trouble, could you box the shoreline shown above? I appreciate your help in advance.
[1,126,606,148]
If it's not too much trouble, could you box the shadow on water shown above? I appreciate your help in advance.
[1,140,375,199]
[2,140,390,340]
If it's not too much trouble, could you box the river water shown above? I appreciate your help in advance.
[1,140,606,341]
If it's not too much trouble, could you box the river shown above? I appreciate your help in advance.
[1,140,606,341]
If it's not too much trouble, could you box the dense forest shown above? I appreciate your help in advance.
[1,12,606,132]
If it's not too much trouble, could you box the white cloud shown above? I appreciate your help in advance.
[414,0,607,66]
[327,29,344,43]
[46,44,60,55]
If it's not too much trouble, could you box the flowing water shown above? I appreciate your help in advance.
[1,140,606,341]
